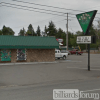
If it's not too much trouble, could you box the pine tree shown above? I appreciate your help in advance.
[47,21,57,36]
[26,24,36,36]
[18,28,26,36]
[44,25,48,36]
[36,26,41,36]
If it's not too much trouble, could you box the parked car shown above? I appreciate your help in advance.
[69,49,83,55]
[55,49,68,59]
[61,50,71,55]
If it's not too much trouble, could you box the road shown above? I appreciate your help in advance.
[0,78,100,100]
[0,53,100,100]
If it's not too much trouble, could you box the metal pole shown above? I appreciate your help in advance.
[86,44,87,52]
[88,44,90,71]
[66,13,68,50]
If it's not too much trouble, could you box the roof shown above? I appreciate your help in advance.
[0,35,59,49]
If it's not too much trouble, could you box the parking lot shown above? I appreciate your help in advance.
[0,53,100,100]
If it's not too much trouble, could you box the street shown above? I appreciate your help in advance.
[0,53,100,100]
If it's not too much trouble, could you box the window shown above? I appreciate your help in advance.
[17,49,26,60]
[55,51,57,53]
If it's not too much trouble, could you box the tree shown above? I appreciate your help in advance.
[44,25,48,36]
[26,24,36,36]
[36,26,41,36]
[68,32,74,47]
[89,24,96,35]
[2,25,15,35]
[0,30,2,35]
[61,32,66,46]
[18,28,26,36]
[76,31,83,36]
[56,28,64,38]
[56,28,66,46]
[94,20,100,39]
[70,34,78,48]
[47,21,57,36]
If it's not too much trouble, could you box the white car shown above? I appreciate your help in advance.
[55,49,68,60]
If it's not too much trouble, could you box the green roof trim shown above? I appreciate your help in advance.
[0,35,59,49]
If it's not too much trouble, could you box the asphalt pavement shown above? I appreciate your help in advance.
[0,53,100,100]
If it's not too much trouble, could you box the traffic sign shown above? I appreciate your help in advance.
[77,36,91,44]
[76,10,97,35]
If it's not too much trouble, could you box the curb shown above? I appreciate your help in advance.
[0,61,58,66]
[0,60,82,66]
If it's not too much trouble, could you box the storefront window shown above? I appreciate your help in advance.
[1,49,11,61]
[17,49,26,60]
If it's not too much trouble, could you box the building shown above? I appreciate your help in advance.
[0,35,59,63]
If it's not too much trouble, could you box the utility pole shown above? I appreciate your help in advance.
[66,13,68,50]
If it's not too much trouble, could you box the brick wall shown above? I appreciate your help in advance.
[26,49,55,62]
[10,49,55,63]
[11,49,17,63]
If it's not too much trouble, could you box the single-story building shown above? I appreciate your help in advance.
[0,35,59,63]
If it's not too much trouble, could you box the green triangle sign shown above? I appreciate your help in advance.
[76,10,97,35]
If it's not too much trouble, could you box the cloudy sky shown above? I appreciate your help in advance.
[0,0,100,35]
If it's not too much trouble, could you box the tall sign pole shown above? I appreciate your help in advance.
[66,13,68,50]
[88,43,90,71]
[76,10,97,71]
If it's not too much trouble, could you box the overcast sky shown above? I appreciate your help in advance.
[0,0,100,35]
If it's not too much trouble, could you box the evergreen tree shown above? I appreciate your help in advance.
[89,24,95,35]
[36,26,41,36]
[68,32,74,47]
[44,25,48,36]
[47,21,57,36]
[2,25,15,35]
[26,24,36,36]
[61,32,66,46]
[18,28,26,36]
[56,28,64,38]
[0,30,2,35]
[76,31,83,36]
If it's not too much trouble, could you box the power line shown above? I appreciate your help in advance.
[1,2,76,15]
[1,2,65,15]
[0,4,67,17]
[0,2,75,15]
[1,4,98,23]
[0,3,78,19]
[12,0,85,13]
[12,0,100,16]
[0,4,77,29]
[2,2,100,18]
[0,2,99,31]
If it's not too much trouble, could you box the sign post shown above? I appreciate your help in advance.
[88,44,90,71]
[76,10,97,71]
